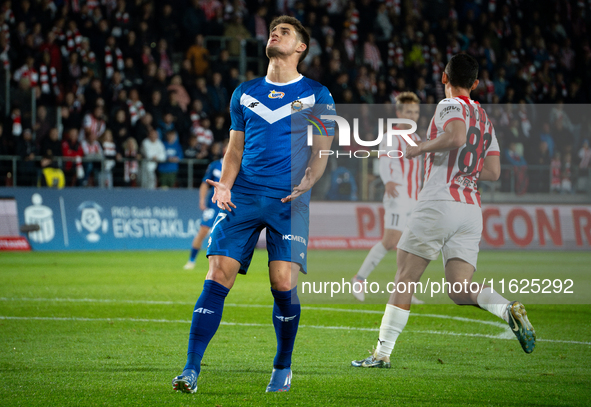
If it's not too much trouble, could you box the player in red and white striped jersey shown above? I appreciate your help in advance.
[351,92,423,305]
[420,92,500,207]
[352,54,535,370]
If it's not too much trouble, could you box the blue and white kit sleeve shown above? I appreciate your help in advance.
[312,87,336,137]
[229,84,245,132]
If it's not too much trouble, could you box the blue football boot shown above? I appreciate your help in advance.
[266,367,292,392]
[172,369,198,393]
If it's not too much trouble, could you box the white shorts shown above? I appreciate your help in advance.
[397,200,482,270]
[383,195,416,231]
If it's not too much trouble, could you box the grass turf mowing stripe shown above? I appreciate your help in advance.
[1,315,589,346]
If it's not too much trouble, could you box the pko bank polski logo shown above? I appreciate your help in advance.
[75,201,109,242]
[24,193,55,243]
[306,116,417,158]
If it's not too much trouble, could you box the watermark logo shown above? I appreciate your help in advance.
[306,115,328,137]
[306,115,417,158]
[307,116,417,147]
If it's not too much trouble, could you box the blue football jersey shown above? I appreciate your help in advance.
[229,75,335,203]
[202,158,223,208]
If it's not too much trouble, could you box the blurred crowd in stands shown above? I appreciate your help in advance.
[0,0,589,194]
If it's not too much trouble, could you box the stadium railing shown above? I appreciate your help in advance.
[311,153,591,203]
[2,155,590,204]
[0,155,210,189]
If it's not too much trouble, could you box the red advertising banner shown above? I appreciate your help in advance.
[0,236,32,251]
[307,203,591,250]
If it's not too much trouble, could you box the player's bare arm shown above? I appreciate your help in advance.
[479,154,501,181]
[406,120,467,159]
[282,134,334,203]
[207,130,244,211]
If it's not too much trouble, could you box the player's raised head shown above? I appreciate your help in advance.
[268,16,310,62]
[444,53,479,90]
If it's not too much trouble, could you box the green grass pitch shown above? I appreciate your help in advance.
[1,250,590,406]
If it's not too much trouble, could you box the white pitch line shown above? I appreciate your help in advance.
[0,297,581,343]
[0,297,509,334]
[0,315,589,346]
[0,297,194,305]
[0,297,507,329]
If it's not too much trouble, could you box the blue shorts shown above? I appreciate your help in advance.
[200,205,220,228]
[206,191,309,275]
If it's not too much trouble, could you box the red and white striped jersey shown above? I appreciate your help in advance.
[420,96,500,207]
[379,130,422,201]
[192,125,214,146]
[39,65,59,96]
[127,100,146,126]
[81,139,103,157]
[82,113,106,138]
[13,64,38,86]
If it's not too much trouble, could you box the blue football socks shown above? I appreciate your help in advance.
[184,280,229,373]
[271,287,301,369]
[189,248,199,262]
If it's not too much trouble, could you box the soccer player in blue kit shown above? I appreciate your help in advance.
[183,143,226,270]
[172,16,335,394]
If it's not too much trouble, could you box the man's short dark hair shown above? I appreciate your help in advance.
[445,54,479,90]
[269,16,310,62]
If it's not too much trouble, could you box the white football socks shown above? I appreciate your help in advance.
[356,242,388,280]
[375,304,410,359]
[476,287,510,322]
